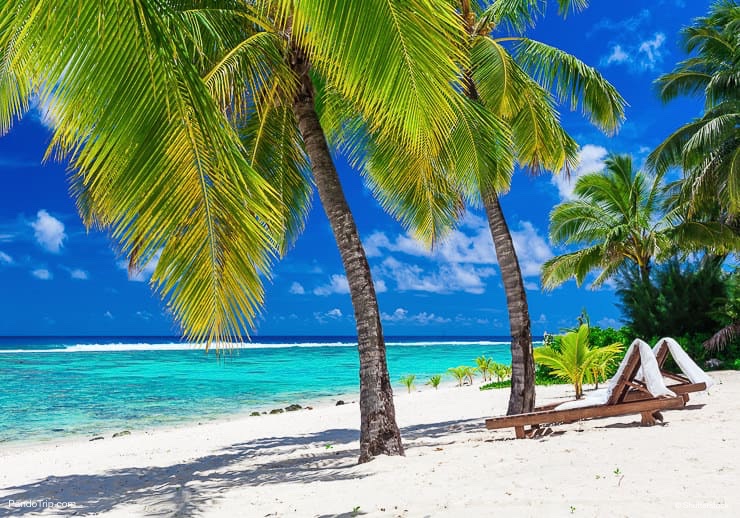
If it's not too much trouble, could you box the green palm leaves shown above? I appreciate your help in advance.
[0,1,282,344]
[542,153,736,290]
[533,324,623,398]
[648,1,740,215]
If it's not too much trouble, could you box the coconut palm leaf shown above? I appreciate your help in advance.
[0,1,284,344]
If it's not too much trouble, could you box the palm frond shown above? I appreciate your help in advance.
[2,1,283,344]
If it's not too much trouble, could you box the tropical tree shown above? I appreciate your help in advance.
[533,324,623,399]
[0,0,473,463]
[448,366,470,387]
[475,355,495,381]
[427,374,444,390]
[400,375,416,394]
[647,0,740,217]
[453,0,626,415]
[542,154,730,289]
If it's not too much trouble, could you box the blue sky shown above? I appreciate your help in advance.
[0,1,712,337]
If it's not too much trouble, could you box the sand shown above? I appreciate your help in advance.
[0,371,738,517]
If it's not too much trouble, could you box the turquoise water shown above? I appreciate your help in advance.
[0,336,534,444]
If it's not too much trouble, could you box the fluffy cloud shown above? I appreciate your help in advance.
[510,222,554,277]
[314,308,343,323]
[637,33,665,69]
[104,311,114,319]
[289,282,305,295]
[314,274,350,296]
[0,251,12,265]
[605,45,629,65]
[552,145,608,201]
[32,268,52,280]
[377,256,496,294]
[70,268,89,280]
[380,307,451,325]
[31,210,66,253]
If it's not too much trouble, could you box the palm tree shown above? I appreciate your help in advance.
[647,0,740,217]
[452,0,626,414]
[541,154,732,289]
[534,324,623,399]
[0,0,471,463]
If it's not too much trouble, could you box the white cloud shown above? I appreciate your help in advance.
[70,268,88,280]
[104,311,114,319]
[377,256,495,294]
[314,274,350,296]
[510,222,554,277]
[32,268,52,280]
[380,307,451,325]
[524,281,539,291]
[552,145,608,201]
[31,210,66,253]
[117,249,161,282]
[598,317,620,328]
[0,251,12,265]
[314,308,343,323]
[606,45,629,65]
[638,33,665,69]
[136,311,152,320]
[289,282,305,295]
[382,308,409,322]
[374,279,388,293]
[0,234,13,242]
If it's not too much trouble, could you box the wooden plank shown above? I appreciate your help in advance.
[606,347,642,405]
[623,382,706,402]
[655,340,668,367]
[485,396,685,430]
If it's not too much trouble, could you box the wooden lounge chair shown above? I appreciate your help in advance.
[626,337,714,403]
[485,340,687,439]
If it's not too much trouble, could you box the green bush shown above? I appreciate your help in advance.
[734,359,740,370]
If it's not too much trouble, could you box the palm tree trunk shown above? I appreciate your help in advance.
[482,188,536,415]
[291,52,403,463]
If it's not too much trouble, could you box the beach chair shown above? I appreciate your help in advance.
[485,339,687,439]
[626,337,714,403]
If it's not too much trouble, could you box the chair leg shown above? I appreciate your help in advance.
[515,426,526,439]
[640,410,665,426]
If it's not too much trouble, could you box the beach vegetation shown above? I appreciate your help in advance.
[450,0,626,416]
[533,324,623,399]
[400,375,416,394]
[542,154,728,290]
[448,366,469,387]
[647,0,740,217]
[475,356,494,382]
[491,362,513,383]
[427,374,443,390]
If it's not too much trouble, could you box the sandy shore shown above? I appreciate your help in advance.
[0,371,737,517]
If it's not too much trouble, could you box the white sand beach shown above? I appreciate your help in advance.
[1,371,738,517]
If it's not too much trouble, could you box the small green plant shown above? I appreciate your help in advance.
[491,362,512,383]
[613,468,621,476]
[463,366,476,385]
[475,356,494,381]
[324,443,333,450]
[447,365,470,387]
[570,505,576,514]
[351,506,362,517]
[400,374,416,393]
[427,374,443,389]
[534,324,623,399]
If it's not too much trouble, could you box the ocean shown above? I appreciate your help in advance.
[0,336,538,444]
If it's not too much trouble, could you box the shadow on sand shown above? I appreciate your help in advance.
[0,418,485,516]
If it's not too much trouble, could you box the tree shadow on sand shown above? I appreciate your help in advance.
[1,418,486,516]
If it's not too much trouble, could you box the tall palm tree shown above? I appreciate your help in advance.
[541,154,730,289]
[0,0,473,463]
[647,0,739,217]
[452,0,626,414]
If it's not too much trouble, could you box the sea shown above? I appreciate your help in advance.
[0,335,539,444]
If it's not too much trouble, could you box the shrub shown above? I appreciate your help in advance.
[534,324,623,398]
[400,374,416,394]
[427,374,443,389]
[475,356,494,381]
[448,366,468,387]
